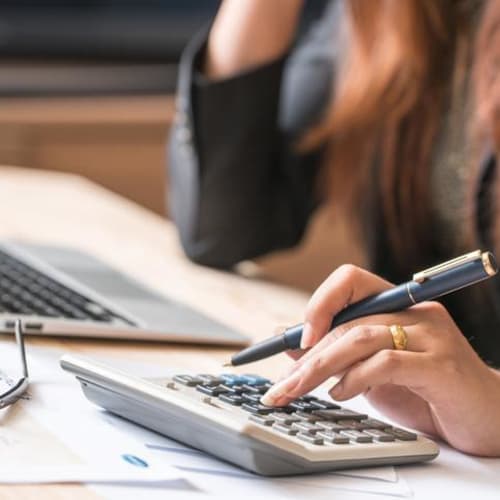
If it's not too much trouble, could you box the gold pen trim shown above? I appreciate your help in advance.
[482,252,497,277]
[412,250,483,283]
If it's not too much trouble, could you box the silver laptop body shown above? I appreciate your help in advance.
[0,241,248,346]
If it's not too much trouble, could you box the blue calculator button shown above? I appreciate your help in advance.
[241,375,270,386]
[220,374,247,386]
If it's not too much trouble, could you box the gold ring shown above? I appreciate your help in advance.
[389,324,408,350]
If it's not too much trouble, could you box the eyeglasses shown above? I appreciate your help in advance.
[0,319,29,409]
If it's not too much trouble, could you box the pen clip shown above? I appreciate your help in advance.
[412,250,482,283]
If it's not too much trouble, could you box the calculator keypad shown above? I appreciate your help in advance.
[170,373,418,447]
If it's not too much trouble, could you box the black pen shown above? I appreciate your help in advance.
[224,250,498,366]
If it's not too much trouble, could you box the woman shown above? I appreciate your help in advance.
[168,0,500,456]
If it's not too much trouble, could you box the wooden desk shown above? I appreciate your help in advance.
[0,166,310,498]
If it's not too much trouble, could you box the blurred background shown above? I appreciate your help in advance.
[0,0,360,290]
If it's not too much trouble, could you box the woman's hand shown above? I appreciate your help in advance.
[260,264,500,456]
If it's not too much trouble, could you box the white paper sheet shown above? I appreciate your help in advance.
[93,411,412,499]
[0,341,184,485]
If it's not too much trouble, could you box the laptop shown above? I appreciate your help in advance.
[0,241,248,346]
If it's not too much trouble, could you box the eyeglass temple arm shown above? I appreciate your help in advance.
[14,319,29,379]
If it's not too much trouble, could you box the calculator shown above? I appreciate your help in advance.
[60,354,439,476]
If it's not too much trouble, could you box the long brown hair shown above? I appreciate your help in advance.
[305,0,500,272]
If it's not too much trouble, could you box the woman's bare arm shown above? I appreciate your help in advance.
[205,0,304,79]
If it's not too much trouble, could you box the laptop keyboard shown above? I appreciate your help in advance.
[0,249,132,324]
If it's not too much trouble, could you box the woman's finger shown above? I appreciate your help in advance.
[329,349,432,401]
[287,309,424,376]
[301,265,393,349]
[284,348,307,362]
[262,322,420,406]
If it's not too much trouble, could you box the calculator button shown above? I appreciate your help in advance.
[197,374,223,386]
[219,394,245,405]
[362,418,392,430]
[387,428,418,441]
[316,420,351,431]
[242,384,268,394]
[317,431,350,444]
[296,432,324,445]
[220,374,248,386]
[271,412,300,425]
[288,400,318,412]
[309,399,341,410]
[293,411,321,422]
[300,395,318,402]
[337,419,371,430]
[173,375,203,387]
[241,403,275,415]
[312,409,368,421]
[291,421,322,434]
[220,384,246,394]
[241,374,270,386]
[363,429,395,442]
[249,414,275,426]
[241,392,262,403]
[196,385,229,396]
[340,430,373,443]
[273,423,299,436]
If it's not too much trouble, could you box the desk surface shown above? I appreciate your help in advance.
[0,166,498,499]
[0,166,309,499]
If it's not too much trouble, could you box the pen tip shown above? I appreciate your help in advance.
[222,361,232,367]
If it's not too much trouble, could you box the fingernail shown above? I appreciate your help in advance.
[260,387,282,406]
[329,381,343,399]
[300,322,314,350]
[260,373,299,406]
[260,377,290,405]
